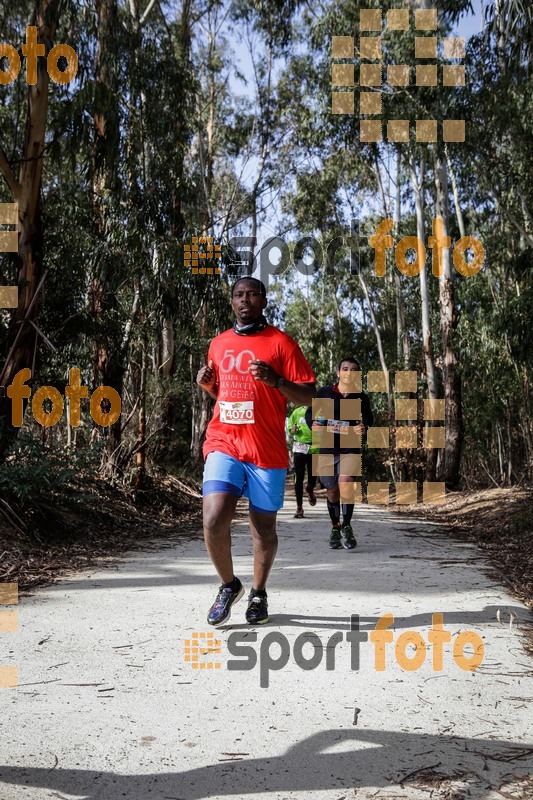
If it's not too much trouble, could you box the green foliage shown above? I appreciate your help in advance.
[0,434,78,505]
[0,0,532,495]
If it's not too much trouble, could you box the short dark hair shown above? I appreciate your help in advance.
[337,357,361,370]
[231,277,267,297]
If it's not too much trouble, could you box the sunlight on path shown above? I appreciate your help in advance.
[2,498,532,800]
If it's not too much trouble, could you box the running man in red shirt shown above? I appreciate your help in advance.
[196,277,316,626]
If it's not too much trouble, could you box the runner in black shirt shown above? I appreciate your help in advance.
[306,358,373,550]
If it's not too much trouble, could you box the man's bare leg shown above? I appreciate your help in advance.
[326,486,340,503]
[249,509,278,590]
[327,477,356,505]
[203,492,239,584]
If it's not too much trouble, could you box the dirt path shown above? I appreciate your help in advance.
[2,495,532,799]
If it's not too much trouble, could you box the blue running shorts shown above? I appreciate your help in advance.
[202,451,286,514]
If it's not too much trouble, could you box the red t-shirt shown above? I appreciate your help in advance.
[203,326,315,468]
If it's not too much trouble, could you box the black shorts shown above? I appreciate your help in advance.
[317,452,361,489]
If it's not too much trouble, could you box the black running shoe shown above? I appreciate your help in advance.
[245,592,269,625]
[329,525,342,549]
[342,524,357,550]
[207,581,244,626]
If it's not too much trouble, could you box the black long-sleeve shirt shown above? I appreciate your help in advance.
[305,384,374,455]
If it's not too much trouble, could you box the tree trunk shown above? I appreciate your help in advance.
[358,273,389,381]
[134,320,147,492]
[151,245,176,465]
[153,0,191,464]
[92,0,124,473]
[0,0,61,461]
[170,0,190,241]
[408,154,438,480]
[189,4,221,467]
[190,353,213,466]
[434,152,463,487]
[445,145,466,238]
[394,148,409,367]
[495,0,506,72]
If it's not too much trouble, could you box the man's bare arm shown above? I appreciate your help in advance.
[196,360,217,400]
[277,380,316,406]
[248,360,316,405]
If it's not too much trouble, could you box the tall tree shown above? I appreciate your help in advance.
[433,152,463,487]
[90,0,124,472]
[0,0,63,460]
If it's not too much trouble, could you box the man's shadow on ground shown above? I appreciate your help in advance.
[1,728,532,800]
[221,605,531,631]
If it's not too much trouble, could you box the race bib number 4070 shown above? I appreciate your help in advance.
[219,401,255,425]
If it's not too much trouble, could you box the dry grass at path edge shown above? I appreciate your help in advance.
[394,487,533,609]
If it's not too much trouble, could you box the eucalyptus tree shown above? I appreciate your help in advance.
[0,0,89,460]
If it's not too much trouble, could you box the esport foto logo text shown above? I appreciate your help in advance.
[184,614,484,688]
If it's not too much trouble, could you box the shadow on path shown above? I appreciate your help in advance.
[1,728,532,800]
[216,605,531,632]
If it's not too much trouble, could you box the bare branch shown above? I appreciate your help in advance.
[140,0,158,26]
[0,148,21,201]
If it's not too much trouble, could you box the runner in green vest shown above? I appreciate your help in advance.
[288,405,319,518]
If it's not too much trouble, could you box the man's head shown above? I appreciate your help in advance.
[337,357,361,389]
[231,277,267,324]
